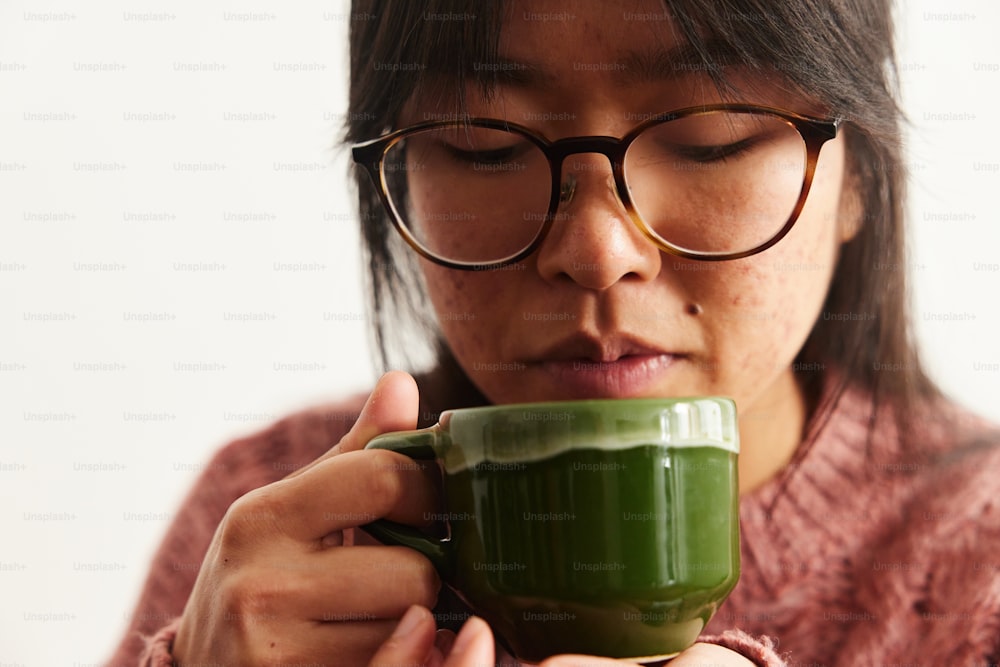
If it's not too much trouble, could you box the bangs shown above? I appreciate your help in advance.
[347,0,504,141]
[350,0,896,139]
[664,0,899,123]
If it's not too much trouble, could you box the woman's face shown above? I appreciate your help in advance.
[403,0,857,432]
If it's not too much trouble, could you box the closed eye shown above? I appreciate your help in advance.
[441,141,533,168]
[668,138,756,163]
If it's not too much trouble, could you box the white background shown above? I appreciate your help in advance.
[1,1,998,664]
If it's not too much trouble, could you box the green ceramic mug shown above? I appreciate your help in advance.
[363,397,740,663]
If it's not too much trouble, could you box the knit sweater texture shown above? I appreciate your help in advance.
[105,383,1000,666]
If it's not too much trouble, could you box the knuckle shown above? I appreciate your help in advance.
[387,548,441,608]
[361,450,410,513]
[412,564,441,608]
[217,569,282,634]
[220,487,288,550]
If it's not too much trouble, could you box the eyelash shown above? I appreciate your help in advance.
[453,148,514,165]
[432,129,768,171]
[444,144,526,167]
[668,138,756,163]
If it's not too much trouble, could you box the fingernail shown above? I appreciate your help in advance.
[434,628,455,656]
[392,605,426,639]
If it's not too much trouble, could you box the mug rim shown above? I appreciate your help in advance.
[439,396,739,472]
[440,395,735,416]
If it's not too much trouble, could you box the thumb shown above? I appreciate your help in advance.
[283,371,419,480]
[662,643,756,666]
[339,370,420,453]
[539,656,627,666]
[368,605,438,667]
[539,643,754,666]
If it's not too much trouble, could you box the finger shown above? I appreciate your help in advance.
[284,370,420,480]
[321,531,344,547]
[216,616,398,666]
[435,628,456,657]
[665,642,755,666]
[295,618,400,666]
[539,656,633,666]
[444,616,495,667]
[262,545,440,621]
[367,605,438,667]
[271,448,440,540]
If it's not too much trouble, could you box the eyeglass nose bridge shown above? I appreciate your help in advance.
[546,135,634,214]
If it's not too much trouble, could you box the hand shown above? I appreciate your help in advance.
[173,371,443,666]
[368,606,492,667]
[369,606,757,667]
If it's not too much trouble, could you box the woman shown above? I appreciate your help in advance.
[110,1,1000,666]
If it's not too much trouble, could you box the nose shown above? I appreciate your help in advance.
[534,154,661,290]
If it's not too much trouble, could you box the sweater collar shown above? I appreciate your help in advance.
[734,377,896,595]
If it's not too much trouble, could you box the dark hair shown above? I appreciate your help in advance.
[344,1,940,449]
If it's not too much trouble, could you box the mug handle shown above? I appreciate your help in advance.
[361,427,455,579]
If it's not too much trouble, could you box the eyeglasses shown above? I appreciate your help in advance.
[351,104,841,270]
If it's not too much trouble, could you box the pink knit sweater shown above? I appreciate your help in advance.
[106,384,1000,666]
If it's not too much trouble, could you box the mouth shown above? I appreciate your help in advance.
[523,333,686,399]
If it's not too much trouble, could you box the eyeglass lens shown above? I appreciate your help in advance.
[380,110,807,264]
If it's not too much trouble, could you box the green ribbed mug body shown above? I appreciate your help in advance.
[366,397,740,663]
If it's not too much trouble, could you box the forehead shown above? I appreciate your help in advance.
[496,0,709,88]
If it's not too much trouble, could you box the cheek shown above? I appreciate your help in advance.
[690,139,846,381]
[421,266,507,363]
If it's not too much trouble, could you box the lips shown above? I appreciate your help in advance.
[522,333,684,399]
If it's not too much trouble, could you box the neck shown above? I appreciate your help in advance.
[737,370,806,494]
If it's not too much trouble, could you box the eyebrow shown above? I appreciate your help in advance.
[485,39,743,89]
